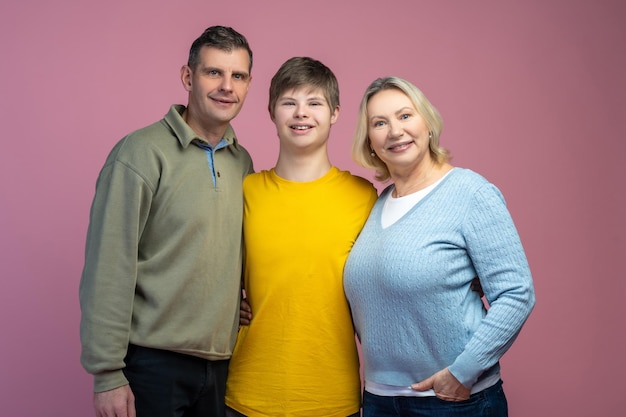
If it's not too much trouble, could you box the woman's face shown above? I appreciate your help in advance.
[366,88,431,173]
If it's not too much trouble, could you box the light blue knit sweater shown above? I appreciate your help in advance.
[344,168,535,389]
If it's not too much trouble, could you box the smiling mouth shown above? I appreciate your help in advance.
[387,141,414,151]
[211,96,236,105]
[290,125,313,131]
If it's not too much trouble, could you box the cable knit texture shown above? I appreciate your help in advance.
[344,167,535,389]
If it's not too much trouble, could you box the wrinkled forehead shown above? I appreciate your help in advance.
[196,46,251,74]
[367,88,413,113]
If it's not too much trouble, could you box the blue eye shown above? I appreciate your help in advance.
[400,114,410,120]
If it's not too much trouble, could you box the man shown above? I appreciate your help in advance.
[79,26,253,417]
[225,57,378,417]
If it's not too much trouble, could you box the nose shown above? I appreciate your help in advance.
[220,75,233,92]
[388,120,403,137]
[294,104,308,118]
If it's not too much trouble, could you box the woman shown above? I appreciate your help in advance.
[343,77,535,417]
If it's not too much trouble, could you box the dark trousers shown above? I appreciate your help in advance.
[362,380,508,417]
[123,344,229,417]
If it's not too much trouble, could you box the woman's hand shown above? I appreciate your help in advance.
[411,368,470,402]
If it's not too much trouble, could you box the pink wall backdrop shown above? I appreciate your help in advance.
[1,1,624,416]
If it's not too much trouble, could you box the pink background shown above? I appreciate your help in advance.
[1,1,624,416]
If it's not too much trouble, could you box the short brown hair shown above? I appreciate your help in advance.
[187,26,253,72]
[268,57,339,119]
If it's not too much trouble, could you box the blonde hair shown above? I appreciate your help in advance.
[352,76,450,182]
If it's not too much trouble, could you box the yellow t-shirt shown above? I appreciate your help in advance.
[225,167,377,417]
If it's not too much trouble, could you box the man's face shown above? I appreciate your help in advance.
[272,87,339,153]
[182,46,251,129]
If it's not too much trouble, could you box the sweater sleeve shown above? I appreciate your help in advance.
[79,158,154,393]
[448,183,535,387]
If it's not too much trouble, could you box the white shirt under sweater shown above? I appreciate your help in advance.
[381,171,450,229]
[344,168,535,396]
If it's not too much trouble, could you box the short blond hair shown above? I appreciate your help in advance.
[352,76,450,182]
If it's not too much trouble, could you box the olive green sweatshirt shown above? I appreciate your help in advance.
[79,105,253,392]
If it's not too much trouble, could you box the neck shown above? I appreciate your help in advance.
[392,162,444,198]
[182,108,227,146]
[274,151,332,182]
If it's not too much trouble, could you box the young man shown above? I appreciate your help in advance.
[79,26,253,417]
[225,57,378,417]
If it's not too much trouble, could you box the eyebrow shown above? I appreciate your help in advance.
[200,66,250,78]
[370,106,414,119]
[395,106,414,114]
[278,94,327,102]
[233,70,251,79]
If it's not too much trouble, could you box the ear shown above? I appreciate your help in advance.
[268,101,276,123]
[330,105,340,125]
[180,65,192,92]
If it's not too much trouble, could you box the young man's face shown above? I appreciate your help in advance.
[181,46,251,129]
[272,87,339,152]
